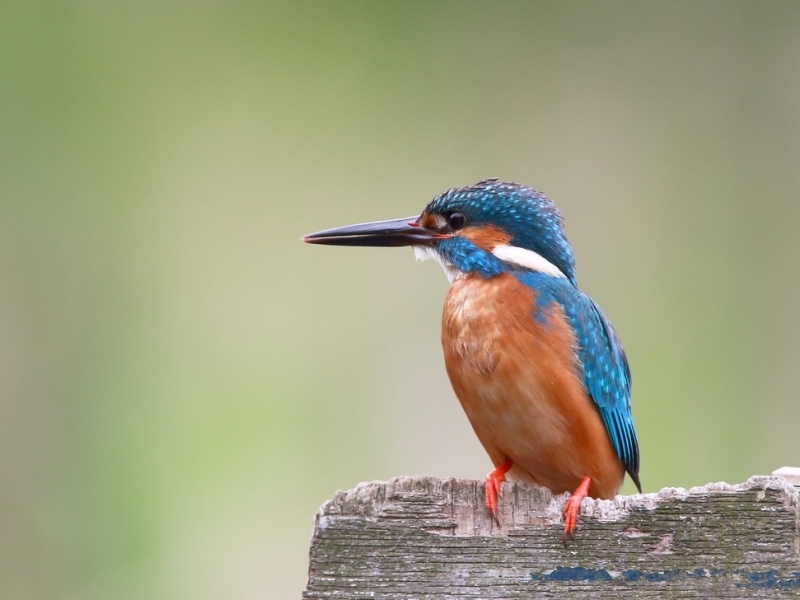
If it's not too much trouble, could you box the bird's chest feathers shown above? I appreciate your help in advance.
[440,273,617,493]
[441,273,586,440]
[441,276,506,374]
[442,273,572,375]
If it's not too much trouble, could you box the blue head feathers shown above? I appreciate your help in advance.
[424,179,577,285]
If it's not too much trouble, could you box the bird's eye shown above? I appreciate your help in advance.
[447,211,467,231]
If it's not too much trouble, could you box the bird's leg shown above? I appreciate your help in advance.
[563,476,592,545]
[484,458,513,520]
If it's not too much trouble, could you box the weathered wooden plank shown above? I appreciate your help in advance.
[304,476,800,599]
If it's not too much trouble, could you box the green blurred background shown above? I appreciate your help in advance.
[3,1,800,597]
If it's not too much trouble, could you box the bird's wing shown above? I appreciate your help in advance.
[566,289,641,491]
[513,271,641,490]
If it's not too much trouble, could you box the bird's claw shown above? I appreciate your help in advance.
[561,476,592,547]
[562,494,582,547]
[485,471,505,524]
[484,458,513,524]
[485,478,502,524]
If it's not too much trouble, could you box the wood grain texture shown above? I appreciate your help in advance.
[304,476,800,599]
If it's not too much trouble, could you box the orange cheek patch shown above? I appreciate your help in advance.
[418,213,440,229]
[461,225,511,251]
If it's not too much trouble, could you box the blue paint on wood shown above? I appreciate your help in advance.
[529,567,800,589]
[530,567,612,582]
[740,570,800,590]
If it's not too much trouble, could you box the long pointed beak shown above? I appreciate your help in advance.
[303,216,444,247]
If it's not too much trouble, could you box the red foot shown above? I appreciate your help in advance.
[563,476,592,546]
[484,458,513,520]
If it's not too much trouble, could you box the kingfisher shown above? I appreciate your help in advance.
[303,179,641,542]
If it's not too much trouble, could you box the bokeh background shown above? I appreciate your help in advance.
[3,1,800,598]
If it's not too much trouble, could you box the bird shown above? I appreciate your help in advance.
[303,178,640,542]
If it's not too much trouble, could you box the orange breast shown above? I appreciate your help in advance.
[441,273,624,499]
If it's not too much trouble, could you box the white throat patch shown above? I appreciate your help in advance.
[491,244,566,278]
[412,246,461,283]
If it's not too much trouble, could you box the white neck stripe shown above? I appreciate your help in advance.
[491,244,566,278]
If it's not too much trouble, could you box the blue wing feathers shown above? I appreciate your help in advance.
[515,271,641,491]
[572,294,641,491]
